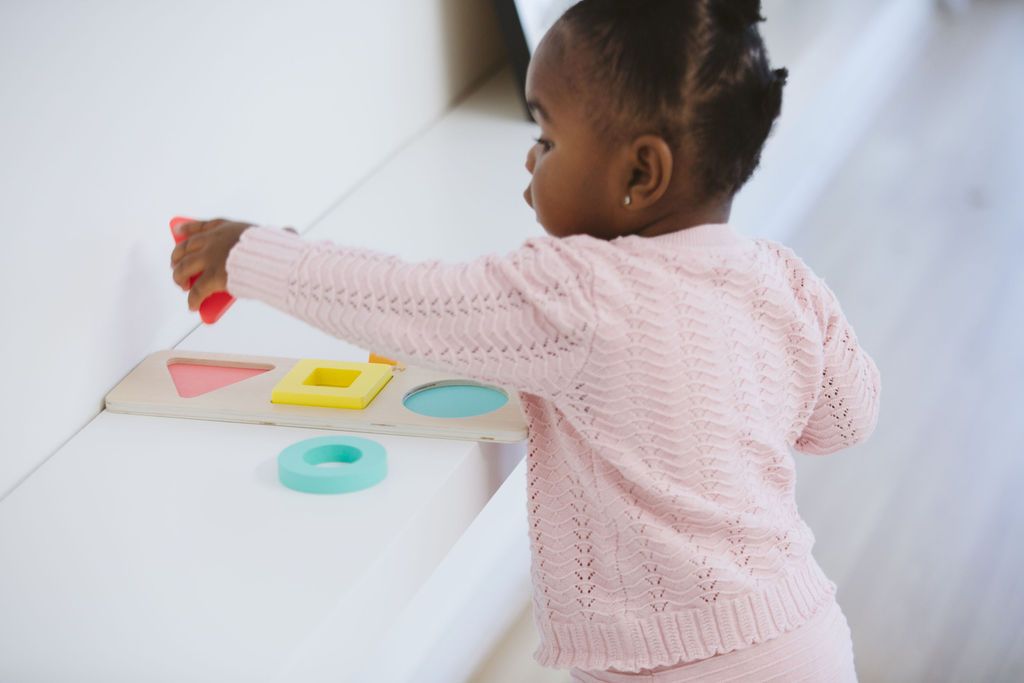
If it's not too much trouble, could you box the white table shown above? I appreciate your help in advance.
[0,412,522,682]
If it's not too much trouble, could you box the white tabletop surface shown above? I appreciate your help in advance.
[0,413,504,682]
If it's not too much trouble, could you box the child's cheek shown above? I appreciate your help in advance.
[530,164,550,214]
[532,166,575,234]
[538,167,563,213]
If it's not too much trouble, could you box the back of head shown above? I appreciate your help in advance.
[556,0,788,200]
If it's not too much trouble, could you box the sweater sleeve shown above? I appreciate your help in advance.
[793,276,882,455]
[225,226,598,400]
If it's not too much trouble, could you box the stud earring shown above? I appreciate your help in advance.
[623,195,631,206]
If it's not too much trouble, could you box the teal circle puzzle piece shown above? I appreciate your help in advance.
[402,382,508,418]
[277,435,387,494]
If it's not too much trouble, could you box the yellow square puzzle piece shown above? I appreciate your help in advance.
[271,359,394,410]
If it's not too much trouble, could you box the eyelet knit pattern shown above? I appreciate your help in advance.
[226,223,881,672]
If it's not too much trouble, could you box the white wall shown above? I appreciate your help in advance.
[0,0,503,499]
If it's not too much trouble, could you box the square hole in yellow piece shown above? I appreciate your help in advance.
[304,367,360,389]
[271,359,393,410]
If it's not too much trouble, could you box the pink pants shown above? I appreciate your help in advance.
[569,597,858,682]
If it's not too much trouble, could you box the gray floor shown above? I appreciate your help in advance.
[789,2,1024,681]
[470,2,1024,681]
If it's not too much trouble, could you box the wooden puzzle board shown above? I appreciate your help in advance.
[104,350,528,443]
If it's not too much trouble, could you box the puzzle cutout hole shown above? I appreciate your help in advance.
[303,367,360,389]
[403,382,509,419]
[167,360,273,399]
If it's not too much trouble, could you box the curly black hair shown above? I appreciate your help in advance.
[552,0,788,199]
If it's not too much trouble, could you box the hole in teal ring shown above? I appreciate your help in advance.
[403,383,508,418]
[304,444,363,468]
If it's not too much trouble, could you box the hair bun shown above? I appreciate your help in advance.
[712,0,765,33]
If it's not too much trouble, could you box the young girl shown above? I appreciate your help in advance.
[171,1,880,680]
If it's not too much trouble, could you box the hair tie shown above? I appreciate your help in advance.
[712,0,765,33]
[761,67,788,118]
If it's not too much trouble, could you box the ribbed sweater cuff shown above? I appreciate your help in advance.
[225,226,307,312]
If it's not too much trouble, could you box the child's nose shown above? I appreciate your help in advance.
[525,147,536,174]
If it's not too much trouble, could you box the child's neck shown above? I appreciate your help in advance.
[628,199,732,239]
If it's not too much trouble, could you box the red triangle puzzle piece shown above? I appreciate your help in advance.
[168,362,269,398]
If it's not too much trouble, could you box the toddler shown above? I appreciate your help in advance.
[170,1,880,680]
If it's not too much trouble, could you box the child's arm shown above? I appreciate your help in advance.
[793,278,882,455]
[224,226,598,401]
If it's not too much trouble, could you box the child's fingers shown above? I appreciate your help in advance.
[171,219,198,238]
[187,273,206,310]
[170,232,209,267]
[171,219,206,240]
[173,218,227,240]
[172,252,205,290]
[187,270,224,311]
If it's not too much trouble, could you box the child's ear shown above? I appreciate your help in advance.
[623,134,674,209]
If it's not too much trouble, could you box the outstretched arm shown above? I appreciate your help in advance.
[222,226,598,400]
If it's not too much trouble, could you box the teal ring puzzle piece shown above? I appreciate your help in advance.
[277,436,387,494]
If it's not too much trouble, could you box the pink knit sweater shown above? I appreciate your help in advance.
[225,222,881,672]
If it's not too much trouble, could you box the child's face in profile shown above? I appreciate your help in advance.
[523,30,629,240]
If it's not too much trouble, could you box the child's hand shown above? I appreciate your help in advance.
[170,218,252,311]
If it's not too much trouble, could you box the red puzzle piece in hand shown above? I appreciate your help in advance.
[170,216,236,324]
